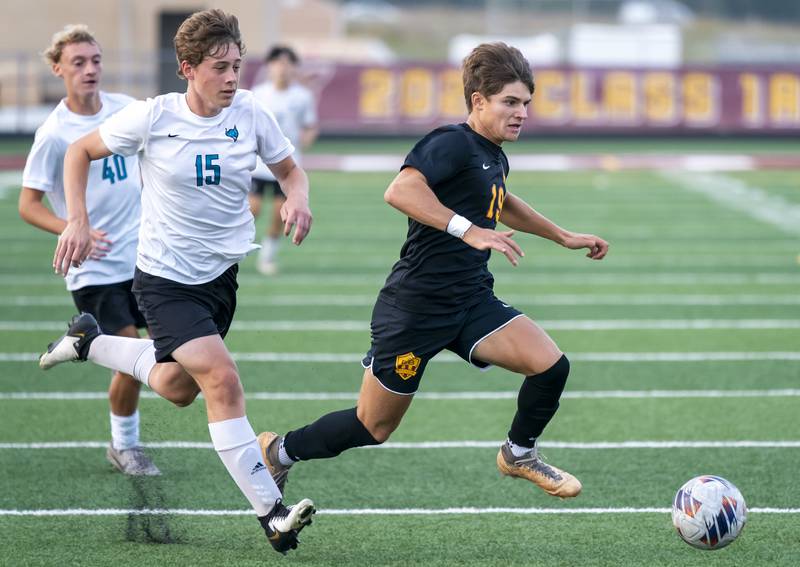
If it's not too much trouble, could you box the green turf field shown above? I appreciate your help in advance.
[1,166,799,566]
[3,136,800,156]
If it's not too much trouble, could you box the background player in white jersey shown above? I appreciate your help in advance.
[19,25,158,476]
[249,45,318,275]
[39,10,315,554]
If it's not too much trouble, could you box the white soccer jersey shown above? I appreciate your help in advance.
[251,82,316,181]
[98,89,294,284]
[22,92,141,291]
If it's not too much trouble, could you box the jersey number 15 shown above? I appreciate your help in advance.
[195,154,221,187]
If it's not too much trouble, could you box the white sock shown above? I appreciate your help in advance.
[88,336,157,387]
[110,410,140,451]
[259,237,280,263]
[208,416,281,517]
[507,438,536,457]
[278,438,296,466]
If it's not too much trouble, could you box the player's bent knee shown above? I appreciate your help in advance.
[519,350,566,377]
[527,354,570,385]
[168,388,200,407]
[363,419,398,444]
[201,367,243,403]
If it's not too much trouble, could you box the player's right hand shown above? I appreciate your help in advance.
[89,229,113,260]
[53,219,92,276]
[462,226,524,266]
[281,193,313,245]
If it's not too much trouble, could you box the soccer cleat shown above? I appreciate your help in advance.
[258,498,315,555]
[39,312,101,370]
[497,442,582,498]
[106,445,162,476]
[257,432,292,493]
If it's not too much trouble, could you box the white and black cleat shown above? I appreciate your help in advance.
[39,313,101,370]
[259,498,315,555]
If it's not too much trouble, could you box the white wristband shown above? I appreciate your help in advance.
[446,214,472,239]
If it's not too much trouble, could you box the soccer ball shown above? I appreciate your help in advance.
[672,475,747,550]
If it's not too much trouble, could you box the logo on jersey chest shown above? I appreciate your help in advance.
[395,352,421,380]
[225,125,239,142]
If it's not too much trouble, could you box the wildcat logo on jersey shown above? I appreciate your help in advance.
[224,125,239,142]
[395,352,421,380]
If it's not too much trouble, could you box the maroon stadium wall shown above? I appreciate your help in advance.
[246,63,800,136]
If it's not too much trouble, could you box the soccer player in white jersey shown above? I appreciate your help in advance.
[249,45,318,275]
[38,10,315,554]
[19,25,159,476]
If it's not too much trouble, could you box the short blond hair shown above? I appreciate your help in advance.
[42,24,99,66]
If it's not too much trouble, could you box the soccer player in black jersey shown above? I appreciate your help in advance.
[258,42,609,498]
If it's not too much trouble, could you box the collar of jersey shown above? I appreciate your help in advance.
[460,122,503,154]
[178,92,231,124]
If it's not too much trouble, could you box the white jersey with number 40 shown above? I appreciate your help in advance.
[99,89,294,284]
[22,91,141,291]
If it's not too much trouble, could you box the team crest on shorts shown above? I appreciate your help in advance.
[395,352,421,380]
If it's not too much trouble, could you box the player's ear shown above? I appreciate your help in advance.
[51,62,63,78]
[180,60,194,80]
[471,91,484,111]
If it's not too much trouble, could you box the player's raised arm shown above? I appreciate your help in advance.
[385,167,524,266]
[499,191,608,260]
[54,129,113,275]
[268,156,312,245]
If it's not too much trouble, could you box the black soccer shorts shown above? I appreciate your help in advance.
[132,264,239,363]
[362,295,524,395]
[71,279,147,335]
[250,178,283,198]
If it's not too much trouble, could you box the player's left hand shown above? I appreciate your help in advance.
[562,232,609,260]
[281,194,313,245]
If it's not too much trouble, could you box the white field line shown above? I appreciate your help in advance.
[2,440,799,450]
[3,294,800,308]
[2,272,800,287]
[663,171,800,236]
[2,351,800,363]
[4,318,800,332]
[1,507,797,517]
[2,389,800,402]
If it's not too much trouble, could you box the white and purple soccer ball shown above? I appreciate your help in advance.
[672,475,747,550]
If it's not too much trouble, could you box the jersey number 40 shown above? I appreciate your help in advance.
[102,155,128,184]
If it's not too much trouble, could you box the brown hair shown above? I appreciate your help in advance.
[42,24,99,66]
[174,9,246,79]
[462,42,534,112]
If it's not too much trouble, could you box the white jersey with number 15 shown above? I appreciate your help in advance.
[99,89,294,284]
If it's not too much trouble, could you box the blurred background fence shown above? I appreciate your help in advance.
[1,0,799,135]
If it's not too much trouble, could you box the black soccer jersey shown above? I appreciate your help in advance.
[378,123,510,314]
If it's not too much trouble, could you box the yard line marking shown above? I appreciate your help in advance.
[4,319,800,332]
[663,171,800,236]
[2,389,800,401]
[2,272,800,287]
[0,507,796,517]
[2,440,799,450]
[4,293,800,308]
[2,352,800,363]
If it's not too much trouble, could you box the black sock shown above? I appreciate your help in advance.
[283,407,380,461]
[507,354,570,447]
